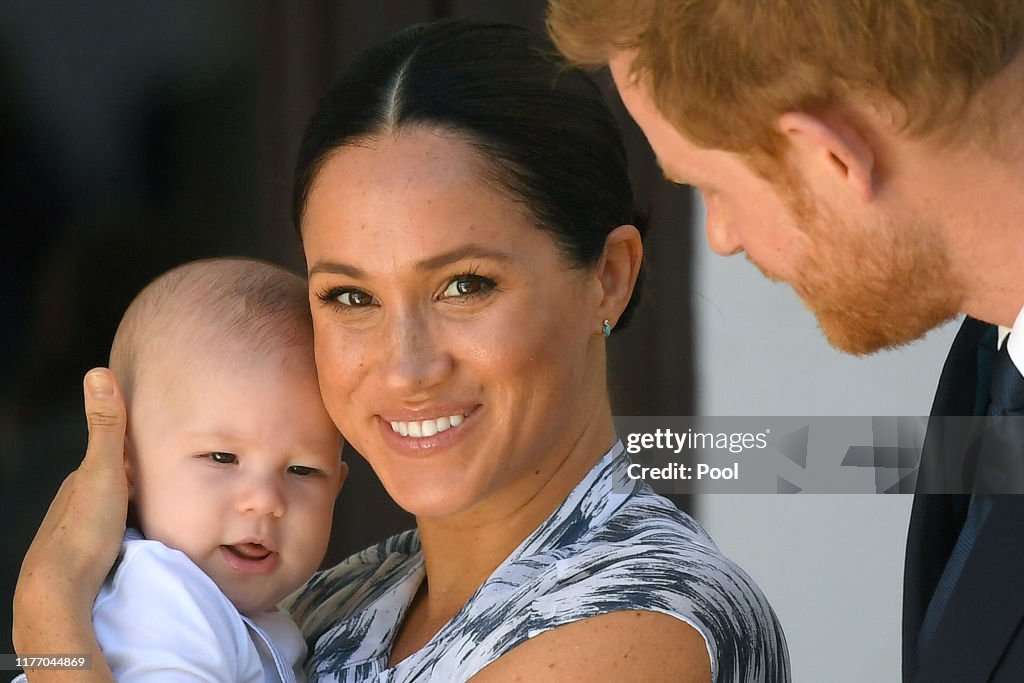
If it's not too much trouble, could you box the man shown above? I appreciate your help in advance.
[548,1,1024,681]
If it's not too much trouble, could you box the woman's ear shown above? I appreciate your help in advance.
[595,224,644,331]
[777,111,876,203]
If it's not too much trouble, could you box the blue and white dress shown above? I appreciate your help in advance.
[288,442,790,682]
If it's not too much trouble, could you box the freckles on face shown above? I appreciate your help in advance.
[301,129,605,518]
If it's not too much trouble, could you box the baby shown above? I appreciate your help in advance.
[17,258,346,682]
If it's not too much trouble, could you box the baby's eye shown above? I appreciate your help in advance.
[288,465,318,476]
[207,452,237,465]
[440,274,496,299]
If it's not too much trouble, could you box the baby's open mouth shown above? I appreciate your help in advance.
[220,542,279,574]
[224,543,271,561]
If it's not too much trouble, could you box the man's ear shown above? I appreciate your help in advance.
[778,111,876,203]
[595,224,644,331]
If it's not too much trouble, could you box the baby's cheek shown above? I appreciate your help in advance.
[292,493,336,564]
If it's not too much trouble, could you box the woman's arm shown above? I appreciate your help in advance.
[12,369,128,683]
[468,611,712,683]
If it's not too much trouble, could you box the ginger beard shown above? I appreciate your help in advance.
[756,178,963,356]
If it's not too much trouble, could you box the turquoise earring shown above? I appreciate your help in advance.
[602,319,612,337]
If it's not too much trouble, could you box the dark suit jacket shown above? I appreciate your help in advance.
[903,316,1024,682]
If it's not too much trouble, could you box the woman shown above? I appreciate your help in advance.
[14,20,789,683]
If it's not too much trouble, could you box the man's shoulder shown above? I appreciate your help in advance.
[931,315,994,416]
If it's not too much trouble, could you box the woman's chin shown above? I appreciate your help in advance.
[380,472,485,520]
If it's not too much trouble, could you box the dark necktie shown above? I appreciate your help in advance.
[918,339,1024,655]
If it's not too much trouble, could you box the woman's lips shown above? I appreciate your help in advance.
[220,544,279,575]
[388,412,465,437]
[378,406,478,453]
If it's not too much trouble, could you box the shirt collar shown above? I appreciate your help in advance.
[1001,303,1024,373]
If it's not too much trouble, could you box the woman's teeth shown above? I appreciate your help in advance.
[390,414,464,437]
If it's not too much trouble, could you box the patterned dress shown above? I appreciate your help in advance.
[287,443,790,682]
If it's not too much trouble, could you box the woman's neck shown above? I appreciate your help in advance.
[398,409,617,652]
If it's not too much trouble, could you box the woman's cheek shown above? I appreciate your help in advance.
[314,327,362,420]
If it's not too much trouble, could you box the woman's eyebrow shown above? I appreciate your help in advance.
[308,261,364,278]
[308,245,514,279]
[415,244,514,272]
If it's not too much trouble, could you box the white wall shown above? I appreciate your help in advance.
[688,197,960,682]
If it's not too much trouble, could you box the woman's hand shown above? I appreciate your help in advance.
[12,368,127,681]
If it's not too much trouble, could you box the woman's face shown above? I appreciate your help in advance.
[302,128,609,520]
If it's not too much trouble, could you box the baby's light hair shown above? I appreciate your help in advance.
[110,257,312,401]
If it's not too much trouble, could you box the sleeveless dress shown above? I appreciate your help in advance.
[287,442,790,682]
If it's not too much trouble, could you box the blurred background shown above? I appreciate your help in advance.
[0,0,693,665]
[0,2,959,680]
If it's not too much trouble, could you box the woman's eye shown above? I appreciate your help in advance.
[317,286,375,308]
[441,274,495,299]
[288,465,317,476]
[207,452,237,465]
[334,289,374,307]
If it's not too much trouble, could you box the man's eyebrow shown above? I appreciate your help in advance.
[308,244,514,279]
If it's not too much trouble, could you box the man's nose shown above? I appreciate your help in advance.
[702,192,743,256]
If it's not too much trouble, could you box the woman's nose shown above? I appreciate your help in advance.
[383,311,453,395]
[235,476,286,518]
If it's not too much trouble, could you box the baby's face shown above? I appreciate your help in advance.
[127,347,345,615]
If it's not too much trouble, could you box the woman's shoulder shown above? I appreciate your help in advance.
[557,489,778,622]
[537,492,733,593]
[406,491,790,683]
[561,486,728,579]
[520,491,791,682]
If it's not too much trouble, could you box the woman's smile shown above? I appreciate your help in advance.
[303,128,606,519]
[388,413,465,438]
[378,406,480,454]
[384,406,473,439]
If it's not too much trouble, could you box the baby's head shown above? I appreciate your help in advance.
[110,257,345,615]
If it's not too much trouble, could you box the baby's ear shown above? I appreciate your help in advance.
[123,429,143,531]
[336,459,350,495]
[123,432,137,499]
